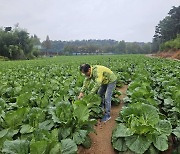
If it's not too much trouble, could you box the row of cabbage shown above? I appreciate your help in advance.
[0,55,123,153]
[0,55,179,153]
[112,57,180,154]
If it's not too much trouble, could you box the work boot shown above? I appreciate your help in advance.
[101,114,111,122]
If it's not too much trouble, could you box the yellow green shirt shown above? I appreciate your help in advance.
[81,65,117,94]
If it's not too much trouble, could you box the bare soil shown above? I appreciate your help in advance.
[78,85,128,154]
[148,50,180,60]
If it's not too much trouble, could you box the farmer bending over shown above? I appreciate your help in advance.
[78,64,117,122]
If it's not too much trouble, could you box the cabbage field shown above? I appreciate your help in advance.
[0,55,179,154]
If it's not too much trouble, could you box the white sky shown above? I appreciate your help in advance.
[0,0,179,42]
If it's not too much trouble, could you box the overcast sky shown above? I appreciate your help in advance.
[0,0,179,42]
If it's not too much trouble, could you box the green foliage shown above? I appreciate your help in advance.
[42,39,151,55]
[0,27,40,60]
[4,108,28,129]
[61,139,77,154]
[173,126,180,138]
[42,35,51,52]
[111,89,121,106]
[2,140,29,154]
[112,103,172,153]
[160,34,180,51]
[0,56,9,61]
[0,55,179,153]
[152,6,180,52]
[81,135,92,149]
[112,55,180,153]
[30,140,48,154]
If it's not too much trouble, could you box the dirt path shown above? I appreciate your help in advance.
[78,85,128,154]
[146,52,180,61]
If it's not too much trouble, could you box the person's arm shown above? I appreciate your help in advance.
[78,78,91,99]
[90,71,103,94]
[80,77,91,93]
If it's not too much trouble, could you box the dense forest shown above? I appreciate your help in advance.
[152,6,180,52]
[0,27,41,60]
[41,38,151,55]
[0,6,179,59]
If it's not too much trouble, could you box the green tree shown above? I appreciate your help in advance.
[31,35,41,46]
[0,27,40,60]
[141,43,151,54]
[15,30,33,56]
[115,40,126,54]
[87,45,99,54]
[152,6,180,52]
[126,42,142,54]
[8,45,25,59]
[42,35,51,54]
[63,45,76,55]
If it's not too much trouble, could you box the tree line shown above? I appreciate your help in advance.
[0,27,41,60]
[1,5,179,59]
[152,6,180,52]
[41,38,151,55]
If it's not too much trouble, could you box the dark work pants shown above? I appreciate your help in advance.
[97,81,116,116]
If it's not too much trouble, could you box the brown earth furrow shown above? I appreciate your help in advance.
[78,85,128,154]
